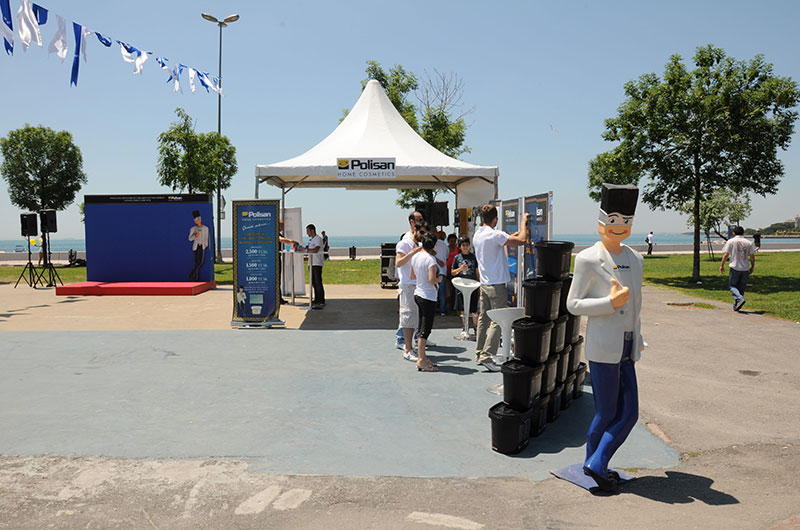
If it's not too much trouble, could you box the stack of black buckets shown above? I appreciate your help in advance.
[488,240,589,455]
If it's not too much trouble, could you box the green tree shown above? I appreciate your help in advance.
[355,62,472,212]
[156,108,238,194]
[679,189,752,258]
[587,45,799,280]
[1,125,87,213]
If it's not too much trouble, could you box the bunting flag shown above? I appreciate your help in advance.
[95,31,111,47]
[69,22,90,86]
[117,40,148,74]
[46,12,66,61]
[4,0,219,95]
[31,1,45,24]
[0,0,13,55]
[16,0,41,50]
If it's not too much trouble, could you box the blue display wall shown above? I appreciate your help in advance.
[84,194,215,282]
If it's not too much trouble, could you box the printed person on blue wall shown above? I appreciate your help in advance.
[188,209,209,281]
[566,183,645,493]
[236,285,249,317]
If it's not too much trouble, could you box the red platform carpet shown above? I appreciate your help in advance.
[56,281,216,296]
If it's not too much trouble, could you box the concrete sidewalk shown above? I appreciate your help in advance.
[1,283,799,529]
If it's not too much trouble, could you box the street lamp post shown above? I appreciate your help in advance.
[201,12,239,263]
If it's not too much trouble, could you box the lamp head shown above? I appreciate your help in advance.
[201,13,219,23]
[223,14,240,23]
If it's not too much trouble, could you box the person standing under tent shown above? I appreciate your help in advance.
[395,211,437,351]
[304,224,325,308]
[188,210,209,282]
[446,233,459,313]
[395,218,426,362]
[434,230,449,315]
[472,205,531,372]
[451,235,480,334]
[409,231,441,372]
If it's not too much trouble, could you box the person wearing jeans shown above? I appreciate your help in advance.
[719,226,755,312]
[472,205,530,372]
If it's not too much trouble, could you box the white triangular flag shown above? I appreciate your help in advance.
[188,67,196,93]
[80,26,91,62]
[16,0,41,50]
[47,14,67,61]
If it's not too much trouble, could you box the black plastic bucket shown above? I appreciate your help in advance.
[502,360,544,411]
[559,274,573,316]
[555,346,571,384]
[522,279,562,323]
[571,335,585,370]
[573,362,587,399]
[564,313,582,345]
[561,374,576,410]
[541,353,559,395]
[547,385,564,422]
[549,314,568,354]
[529,394,550,438]
[534,241,575,281]
[568,336,582,373]
[489,402,532,454]
[512,318,553,365]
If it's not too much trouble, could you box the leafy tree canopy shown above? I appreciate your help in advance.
[1,125,87,212]
[587,45,799,279]
[156,108,238,194]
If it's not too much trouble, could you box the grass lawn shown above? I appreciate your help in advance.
[642,252,800,321]
[3,252,797,321]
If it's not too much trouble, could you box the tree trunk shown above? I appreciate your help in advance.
[692,164,701,282]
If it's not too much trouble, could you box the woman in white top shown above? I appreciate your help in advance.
[410,231,441,372]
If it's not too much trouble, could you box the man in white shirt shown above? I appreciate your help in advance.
[472,205,531,371]
[188,210,209,281]
[305,224,325,308]
[646,231,655,255]
[719,225,755,311]
[395,211,427,353]
[395,215,426,361]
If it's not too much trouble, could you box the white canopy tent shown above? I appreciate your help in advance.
[254,80,498,212]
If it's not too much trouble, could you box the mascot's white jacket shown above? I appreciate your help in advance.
[566,241,645,364]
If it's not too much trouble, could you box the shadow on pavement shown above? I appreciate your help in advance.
[511,390,596,458]
[622,471,739,505]
[298,297,400,330]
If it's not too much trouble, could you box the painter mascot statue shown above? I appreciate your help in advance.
[566,183,644,493]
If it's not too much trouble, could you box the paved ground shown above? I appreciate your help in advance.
[1,281,799,529]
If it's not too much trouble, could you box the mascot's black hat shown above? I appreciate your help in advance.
[192,210,201,219]
[600,184,639,217]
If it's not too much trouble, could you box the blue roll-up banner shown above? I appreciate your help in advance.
[232,200,283,328]
[500,199,520,307]
[524,192,552,280]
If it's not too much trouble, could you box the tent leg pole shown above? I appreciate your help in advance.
[254,176,260,199]
[281,187,286,222]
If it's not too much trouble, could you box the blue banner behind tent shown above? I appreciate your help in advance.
[232,200,280,324]
[500,199,520,306]
[84,194,214,282]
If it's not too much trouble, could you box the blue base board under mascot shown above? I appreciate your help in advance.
[84,194,215,283]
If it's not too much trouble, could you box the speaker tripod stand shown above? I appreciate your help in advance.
[34,233,62,288]
[14,241,42,288]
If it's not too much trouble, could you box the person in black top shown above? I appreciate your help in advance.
[753,229,761,251]
[451,235,480,330]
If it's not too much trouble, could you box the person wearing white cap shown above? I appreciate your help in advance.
[188,209,209,281]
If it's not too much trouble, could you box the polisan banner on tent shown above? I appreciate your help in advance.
[336,158,396,178]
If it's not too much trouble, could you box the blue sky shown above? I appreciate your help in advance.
[2,0,799,240]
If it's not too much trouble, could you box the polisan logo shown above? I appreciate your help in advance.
[242,211,272,218]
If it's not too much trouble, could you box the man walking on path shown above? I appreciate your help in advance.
[646,231,655,255]
[472,205,530,372]
[305,224,325,308]
[719,226,755,312]
[753,229,761,251]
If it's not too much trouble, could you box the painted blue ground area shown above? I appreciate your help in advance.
[0,329,678,482]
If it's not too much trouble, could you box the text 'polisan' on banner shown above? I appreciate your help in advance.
[336,158,396,178]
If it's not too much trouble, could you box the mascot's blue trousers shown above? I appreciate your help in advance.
[585,336,639,477]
